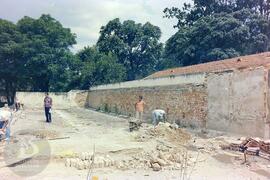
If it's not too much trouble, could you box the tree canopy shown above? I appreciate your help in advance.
[163,0,270,67]
[0,19,27,105]
[97,18,163,80]
[17,14,76,92]
[164,0,270,28]
[74,46,126,90]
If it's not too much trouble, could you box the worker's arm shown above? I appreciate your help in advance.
[142,101,146,109]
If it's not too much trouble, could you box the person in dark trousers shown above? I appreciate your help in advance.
[44,93,53,123]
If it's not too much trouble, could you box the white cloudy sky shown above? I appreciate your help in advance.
[0,0,190,52]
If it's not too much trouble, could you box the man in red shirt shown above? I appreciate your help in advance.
[44,93,53,123]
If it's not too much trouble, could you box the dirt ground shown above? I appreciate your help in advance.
[0,107,270,180]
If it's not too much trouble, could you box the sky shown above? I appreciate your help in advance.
[0,0,190,52]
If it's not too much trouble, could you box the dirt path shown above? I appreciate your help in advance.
[0,108,269,180]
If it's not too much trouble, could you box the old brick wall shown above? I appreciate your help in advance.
[87,66,270,137]
[88,84,207,128]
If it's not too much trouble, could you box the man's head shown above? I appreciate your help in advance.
[139,96,143,101]
[45,92,49,97]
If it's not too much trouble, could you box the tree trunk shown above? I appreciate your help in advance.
[4,78,17,106]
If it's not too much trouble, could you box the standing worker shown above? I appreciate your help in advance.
[44,93,53,123]
[135,96,145,122]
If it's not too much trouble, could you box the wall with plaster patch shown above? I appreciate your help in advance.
[207,67,267,137]
[87,66,270,137]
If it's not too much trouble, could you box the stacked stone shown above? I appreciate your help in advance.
[65,152,115,170]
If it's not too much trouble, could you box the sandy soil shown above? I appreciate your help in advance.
[0,107,269,180]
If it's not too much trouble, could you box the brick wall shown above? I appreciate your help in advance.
[87,66,270,138]
[88,84,207,128]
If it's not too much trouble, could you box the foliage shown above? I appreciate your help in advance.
[74,46,126,90]
[96,18,163,80]
[164,0,270,28]
[0,19,26,105]
[17,14,76,92]
[163,0,270,67]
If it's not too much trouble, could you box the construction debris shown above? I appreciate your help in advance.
[63,142,194,172]
[151,163,161,171]
[135,122,191,145]
[4,102,270,179]
[65,153,115,170]
[221,137,270,160]
[129,145,192,171]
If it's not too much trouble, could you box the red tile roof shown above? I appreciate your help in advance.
[146,52,270,79]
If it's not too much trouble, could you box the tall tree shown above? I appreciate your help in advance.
[164,0,270,28]
[74,46,126,89]
[97,18,163,80]
[17,14,76,92]
[163,1,270,67]
[0,19,26,105]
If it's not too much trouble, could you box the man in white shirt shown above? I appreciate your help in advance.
[152,109,166,126]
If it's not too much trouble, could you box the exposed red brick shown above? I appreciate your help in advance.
[146,52,270,79]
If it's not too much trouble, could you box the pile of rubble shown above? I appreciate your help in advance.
[65,152,115,170]
[135,122,191,144]
[64,143,196,172]
[221,137,270,160]
[64,122,195,171]
[128,144,193,171]
[120,123,194,171]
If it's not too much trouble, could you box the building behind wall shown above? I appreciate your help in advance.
[87,52,270,138]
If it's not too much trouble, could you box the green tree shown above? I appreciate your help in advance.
[48,52,79,91]
[75,46,126,89]
[163,1,270,67]
[0,19,26,105]
[17,14,76,92]
[97,18,163,80]
[164,0,270,28]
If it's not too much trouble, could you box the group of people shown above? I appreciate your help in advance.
[135,96,167,126]
[43,94,165,126]
[44,93,166,126]
[1,93,163,142]
[1,93,163,139]
[0,93,52,142]
[44,94,164,126]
